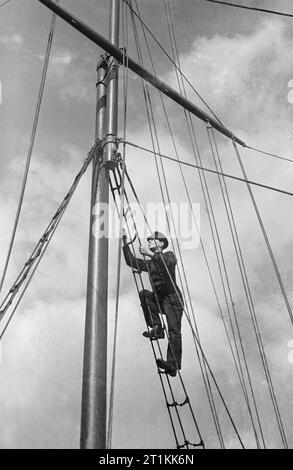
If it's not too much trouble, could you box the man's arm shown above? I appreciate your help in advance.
[122,234,148,272]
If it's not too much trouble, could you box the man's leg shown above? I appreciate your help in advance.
[163,294,183,370]
[139,290,162,330]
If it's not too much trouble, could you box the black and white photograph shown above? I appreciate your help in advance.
[0,0,293,452]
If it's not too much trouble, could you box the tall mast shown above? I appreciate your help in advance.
[80,0,120,450]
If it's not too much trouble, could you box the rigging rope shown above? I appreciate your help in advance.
[202,0,293,19]
[133,0,225,446]
[0,0,11,8]
[206,126,265,447]
[233,142,293,333]
[210,128,288,449]
[135,0,280,446]
[122,0,224,127]
[124,1,289,447]
[120,140,293,198]
[245,145,293,165]
[128,0,253,448]
[161,0,262,446]
[166,0,262,444]
[0,200,61,340]
[127,0,293,172]
[161,3,286,444]
[0,141,98,335]
[168,0,261,445]
[124,0,293,173]
[125,1,263,442]
[0,2,59,295]
[129,0,220,447]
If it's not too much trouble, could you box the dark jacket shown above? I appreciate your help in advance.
[123,243,179,297]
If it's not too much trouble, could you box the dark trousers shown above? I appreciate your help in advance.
[139,289,183,369]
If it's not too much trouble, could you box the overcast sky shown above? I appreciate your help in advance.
[1,0,293,450]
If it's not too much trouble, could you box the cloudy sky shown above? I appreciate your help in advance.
[1,0,293,450]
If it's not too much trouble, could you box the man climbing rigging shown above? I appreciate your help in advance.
[122,230,183,378]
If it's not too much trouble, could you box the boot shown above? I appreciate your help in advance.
[142,324,164,340]
[156,358,177,377]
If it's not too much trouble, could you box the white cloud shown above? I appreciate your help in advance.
[50,52,72,66]
[0,298,85,449]
[166,19,293,132]
[0,33,23,47]
[42,49,94,102]
[46,50,75,81]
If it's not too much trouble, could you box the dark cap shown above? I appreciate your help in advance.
[147,231,169,250]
